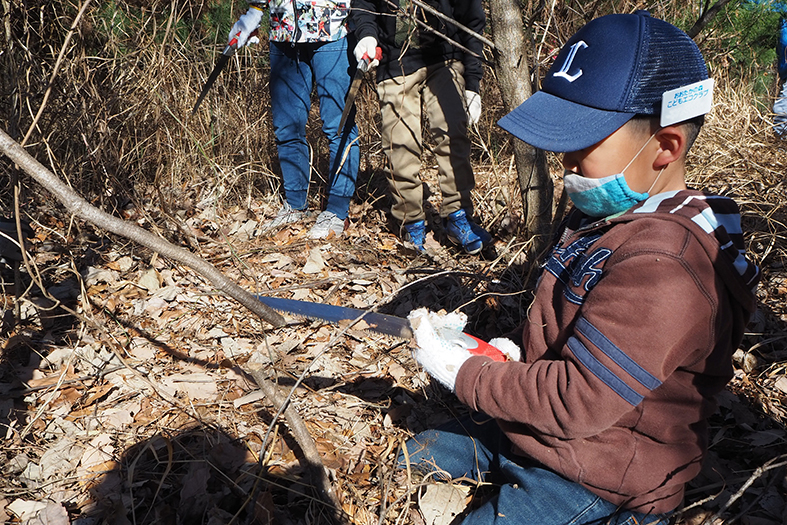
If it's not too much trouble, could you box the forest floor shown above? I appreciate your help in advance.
[1,156,786,525]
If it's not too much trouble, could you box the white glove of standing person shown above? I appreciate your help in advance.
[465,90,482,126]
[408,308,473,391]
[354,36,380,68]
[228,6,263,48]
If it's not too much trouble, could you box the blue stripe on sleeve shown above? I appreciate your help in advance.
[576,317,662,390]
[567,336,644,406]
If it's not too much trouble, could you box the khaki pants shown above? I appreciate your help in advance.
[377,60,475,227]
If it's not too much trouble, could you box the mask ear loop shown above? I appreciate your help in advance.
[620,130,660,174]
[646,167,666,195]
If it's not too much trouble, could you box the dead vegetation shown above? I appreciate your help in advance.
[1,1,786,524]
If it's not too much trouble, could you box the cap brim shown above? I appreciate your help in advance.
[497,91,635,153]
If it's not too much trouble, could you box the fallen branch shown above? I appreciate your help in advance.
[0,128,283,327]
[701,454,787,524]
[0,127,347,520]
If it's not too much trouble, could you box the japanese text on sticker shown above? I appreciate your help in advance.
[660,78,714,127]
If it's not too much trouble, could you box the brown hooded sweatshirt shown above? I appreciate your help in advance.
[455,189,759,514]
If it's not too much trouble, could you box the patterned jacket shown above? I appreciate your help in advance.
[455,190,759,514]
[251,0,350,43]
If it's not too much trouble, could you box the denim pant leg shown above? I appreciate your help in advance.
[464,459,671,525]
[401,416,671,525]
[400,415,502,483]
[773,81,787,137]
[312,37,359,219]
[270,42,312,211]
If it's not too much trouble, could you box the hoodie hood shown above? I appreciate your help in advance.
[622,190,760,313]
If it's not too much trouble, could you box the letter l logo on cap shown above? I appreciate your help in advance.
[554,41,588,83]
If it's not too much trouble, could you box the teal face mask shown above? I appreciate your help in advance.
[563,131,662,218]
[563,172,648,217]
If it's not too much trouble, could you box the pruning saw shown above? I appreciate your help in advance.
[337,46,382,136]
[255,295,507,361]
[191,29,259,116]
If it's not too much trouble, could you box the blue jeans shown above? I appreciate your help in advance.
[774,81,787,136]
[401,416,671,525]
[269,38,359,219]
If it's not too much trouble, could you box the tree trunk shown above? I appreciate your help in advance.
[488,0,553,254]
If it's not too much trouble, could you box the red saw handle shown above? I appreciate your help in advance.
[362,46,383,63]
[462,333,508,362]
[437,328,508,362]
[228,28,260,50]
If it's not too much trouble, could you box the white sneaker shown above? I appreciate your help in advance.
[261,203,305,231]
[308,211,347,239]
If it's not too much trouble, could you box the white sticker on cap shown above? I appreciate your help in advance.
[661,78,714,127]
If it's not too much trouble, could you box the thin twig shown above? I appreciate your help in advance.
[702,454,787,524]
[382,0,493,66]
[408,0,495,49]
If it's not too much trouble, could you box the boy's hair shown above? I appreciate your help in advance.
[627,114,705,157]
[498,11,711,153]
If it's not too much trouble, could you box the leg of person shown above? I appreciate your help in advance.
[309,36,359,238]
[775,18,787,137]
[422,61,490,254]
[774,81,787,137]
[377,70,429,248]
[269,42,313,218]
[399,414,504,484]
[462,460,673,525]
[403,416,672,524]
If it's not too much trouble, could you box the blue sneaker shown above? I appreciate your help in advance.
[445,209,482,255]
[469,220,492,247]
[403,220,426,252]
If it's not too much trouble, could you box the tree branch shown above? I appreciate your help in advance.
[686,0,738,39]
[0,128,284,327]
[1,127,346,519]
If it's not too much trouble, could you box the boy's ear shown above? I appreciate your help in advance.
[653,126,686,169]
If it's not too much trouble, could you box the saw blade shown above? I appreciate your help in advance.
[255,295,413,339]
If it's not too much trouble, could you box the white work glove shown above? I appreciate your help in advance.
[354,36,380,69]
[488,337,521,362]
[408,308,472,392]
[228,6,263,48]
[465,90,482,126]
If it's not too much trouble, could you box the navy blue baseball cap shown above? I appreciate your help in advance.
[498,12,709,152]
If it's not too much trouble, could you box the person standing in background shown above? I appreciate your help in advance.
[741,0,787,135]
[773,16,787,135]
[351,0,491,254]
[228,1,360,239]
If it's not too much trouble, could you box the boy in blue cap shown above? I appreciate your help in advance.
[403,12,760,524]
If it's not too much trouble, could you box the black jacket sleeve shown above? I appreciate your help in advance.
[350,0,485,91]
[351,0,380,42]
[453,0,485,93]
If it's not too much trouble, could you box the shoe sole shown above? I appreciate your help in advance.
[308,218,348,239]
[446,234,483,255]
[262,211,306,231]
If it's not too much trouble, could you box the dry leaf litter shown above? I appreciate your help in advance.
[2,96,787,525]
